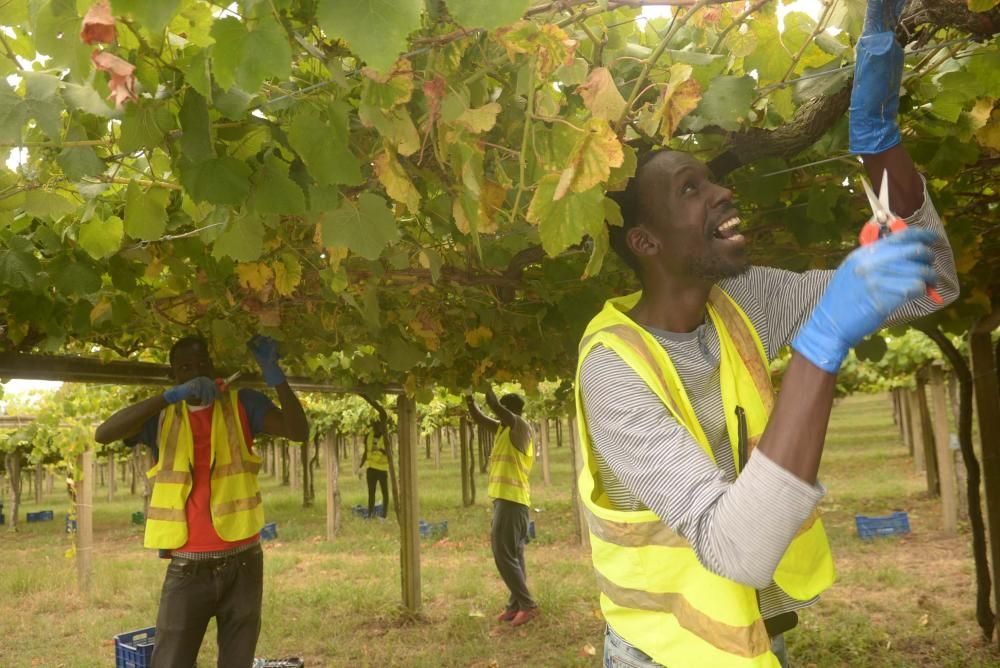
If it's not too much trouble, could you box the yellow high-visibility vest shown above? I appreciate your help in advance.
[488,425,533,506]
[575,288,835,667]
[367,433,389,472]
[144,390,264,549]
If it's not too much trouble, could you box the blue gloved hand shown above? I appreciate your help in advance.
[849,0,909,154]
[247,335,286,386]
[163,377,219,405]
[792,228,936,374]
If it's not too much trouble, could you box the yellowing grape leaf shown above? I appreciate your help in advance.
[361,60,414,109]
[237,262,274,291]
[374,149,420,212]
[578,67,626,122]
[975,108,1000,150]
[273,252,302,297]
[637,64,701,139]
[465,325,493,347]
[456,102,501,133]
[554,119,624,200]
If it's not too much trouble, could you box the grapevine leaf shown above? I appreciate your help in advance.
[78,215,123,260]
[317,0,423,73]
[527,174,605,256]
[212,212,265,262]
[180,157,252,205]
[446,0,531,30]
[124,181,170,240]
[320,193,399,260]
[288,104,363,186]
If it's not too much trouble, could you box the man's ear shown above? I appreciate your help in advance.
[626,225,659,258]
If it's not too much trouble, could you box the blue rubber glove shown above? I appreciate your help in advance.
[849,0,909,154]
[792,228,936,374]
[163,377,219,405]
[247,335,286,386]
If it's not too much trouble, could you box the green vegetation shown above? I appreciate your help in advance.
[1,394,996,667]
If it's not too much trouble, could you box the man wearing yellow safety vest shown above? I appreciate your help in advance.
[467,387,539,627]
[577,2,958,665]
[358,395,391,519]
[95,335,308,668]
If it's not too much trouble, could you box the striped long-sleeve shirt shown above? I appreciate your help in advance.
[579,184,958,619]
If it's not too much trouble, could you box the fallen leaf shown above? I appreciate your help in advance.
[468,609,485,618]
[579,643,597,657]
[80,0,116,45]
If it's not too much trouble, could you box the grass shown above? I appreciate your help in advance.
[1,393,997,667]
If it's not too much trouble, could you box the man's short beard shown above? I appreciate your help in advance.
[685,254,750,282]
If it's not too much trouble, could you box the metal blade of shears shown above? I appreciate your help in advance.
[860,175,885,224]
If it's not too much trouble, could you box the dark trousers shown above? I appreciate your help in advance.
[491,499,535,611]
[367,468,388,518]
[150,544,263,668]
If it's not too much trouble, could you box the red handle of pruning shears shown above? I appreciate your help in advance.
[858,169,943,305]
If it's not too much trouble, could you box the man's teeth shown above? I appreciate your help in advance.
[718,217,740,233]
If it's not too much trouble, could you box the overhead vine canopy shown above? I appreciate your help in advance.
[1,0,998,395]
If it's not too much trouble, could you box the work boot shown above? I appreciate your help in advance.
[496,608,517,622]
[510,607,540,627]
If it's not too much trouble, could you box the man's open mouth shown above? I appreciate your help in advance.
[713,215,743,240]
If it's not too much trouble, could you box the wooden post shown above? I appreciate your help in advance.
[555,417,562,448]
[460,417,471,506]
[568,416,589,548]
[906,389,926,473]
[324,432,341,540]
[916,380,940,495]
[107,452,115,502]
[34,462,43,504]
[301,442,313,507]
[432,430,441,470]
[539,418,551,486]
[448,426,456,460]
[898,390,913,455]
[396,394,421,613]
[351,435,359,473]
[970,330,1000,646]
[76,449,94,593]
[928,365,959,534]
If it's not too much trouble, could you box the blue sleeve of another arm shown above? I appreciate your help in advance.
[239,389,278,437]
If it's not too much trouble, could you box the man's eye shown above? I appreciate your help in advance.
[681,182,696,194]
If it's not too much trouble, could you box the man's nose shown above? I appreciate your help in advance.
[710,182,733,208]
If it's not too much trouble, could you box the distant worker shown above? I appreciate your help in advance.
[95,335,308,668]
[467,386,539,627]
[358,394,391,519]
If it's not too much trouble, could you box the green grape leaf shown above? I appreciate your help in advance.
[526,174,605,256]
[684,76,755,131]
[445,0,531,30]
[212,212,265,262]
[24,190,77,220]
[251,157,307,214]
[179,89,214,162]
[78,216,123,260]
[119,104,176,154]
[180,157,252,205]
[317,0,423,73]
[51,256,102,296]
[124,181,169,241]
[320,193,400,260]
[288,104,363,186]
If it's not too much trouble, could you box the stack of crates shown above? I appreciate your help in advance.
[351,504,383,518]
[855,511,911,540]
[27,510,54,522]
[114,627,155,668]
[132,511,145,525]
[0,502,5,525]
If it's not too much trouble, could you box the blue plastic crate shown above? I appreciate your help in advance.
[528,519,536,540]
[855,511,911,540]
[252,659,305,667]
[27,509,54,522]
[261,522,278,541]
[114,627,155,668]
[351,504,383,518]
[418,520,448,539]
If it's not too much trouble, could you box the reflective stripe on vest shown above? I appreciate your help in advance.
[144,390,265,549]
[487,425,533,505]
[367,433,389,471]
[574,288,834,667]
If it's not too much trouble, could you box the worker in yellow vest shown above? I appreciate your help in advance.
[577,2,958,664]
[95,335,309,668]
[358,397,391,519]
[467,386,539,627]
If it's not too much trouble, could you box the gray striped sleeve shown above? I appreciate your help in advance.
[580,347,824,589]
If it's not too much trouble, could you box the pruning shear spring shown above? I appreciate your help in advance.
[216,370,242,392]
[858,168,943,304]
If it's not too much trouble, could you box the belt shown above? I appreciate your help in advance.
[170,544,261,573]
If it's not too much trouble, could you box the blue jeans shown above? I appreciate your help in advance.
[604,624,790,668]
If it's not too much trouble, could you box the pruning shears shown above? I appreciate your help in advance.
[215,370,242,392]
[858,168,943,305]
